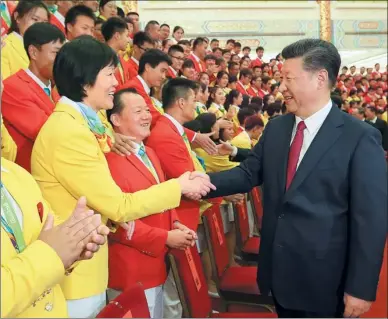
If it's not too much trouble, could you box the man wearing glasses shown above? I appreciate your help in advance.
[167,45,185,79]
[126,31,154,81]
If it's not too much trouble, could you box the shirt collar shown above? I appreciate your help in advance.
[164,113,185,136]
[54,10,65,25]
[137,75,151,95]
[191,53,200,62]
[169,66,178,76]
[131,56,139,65]
[132,141,145,156]
[59,96,82,113]
[25,68,51,93]
[295,100,332,134]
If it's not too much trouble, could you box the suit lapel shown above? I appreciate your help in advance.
[277,114,295,195]
[284,106,344,203]
[19,71,54,113]
[126,154,156,185]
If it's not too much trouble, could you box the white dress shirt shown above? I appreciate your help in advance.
[164,113,184,135]
[25,68,52,95]
[137,75,151,95]
[291,100,332,168]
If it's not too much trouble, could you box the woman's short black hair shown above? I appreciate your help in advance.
[99,0,115,9]
[8,0,49,34]
[54,35,118,102]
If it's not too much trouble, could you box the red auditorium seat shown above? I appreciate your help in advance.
[169,246,276,318]
[96,283,150,318]
[233,199,260,262]
[202,205,274,310]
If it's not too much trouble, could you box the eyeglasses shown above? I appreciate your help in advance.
[170,55,185,62]
[139,46,150,52]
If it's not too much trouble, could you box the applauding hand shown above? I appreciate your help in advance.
[38,197,109,269]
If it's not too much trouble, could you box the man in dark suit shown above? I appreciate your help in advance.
[200,39,387,318]
[365,105,387,137]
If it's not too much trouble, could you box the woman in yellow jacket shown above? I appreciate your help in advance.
[1,158,109,318]
[31,37,212,318]
[231,114,265,150]
[1,1,50,80]
[207,86,228,119]
[224,89,243,133]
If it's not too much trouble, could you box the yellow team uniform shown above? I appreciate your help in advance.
[31,100,182,301]
[1,116,17,162]
[1,158,67,318]
[1,32,29,80]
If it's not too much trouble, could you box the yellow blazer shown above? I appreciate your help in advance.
[231,131,252,150]
[1,158,67,318]
[1,116,17,162]
[208,103,226,119]
[1,32,29,80]
[31,101,181,300]
[195,147,238,173]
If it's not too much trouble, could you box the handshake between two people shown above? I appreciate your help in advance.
[177,171,216,201]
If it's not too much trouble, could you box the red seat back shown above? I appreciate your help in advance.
[169,247,212,318]
[233,198,250,246]
[96,283,150,318]
[250,187,263,230]
[202,204,230,279]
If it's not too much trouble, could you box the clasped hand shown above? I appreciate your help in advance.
[177,171,215,201]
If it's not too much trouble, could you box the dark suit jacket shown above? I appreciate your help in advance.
[366,117,387,137]
[208,105,387,312]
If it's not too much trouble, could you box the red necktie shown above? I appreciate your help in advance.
[286,121,306,190]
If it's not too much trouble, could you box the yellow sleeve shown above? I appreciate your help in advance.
[1,49,11,80]
[52,128,181,223]
[1,240,65,318]
[231,134,251,150]
[1,117,17,162]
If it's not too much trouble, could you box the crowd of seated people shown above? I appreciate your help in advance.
[1,1,387,319]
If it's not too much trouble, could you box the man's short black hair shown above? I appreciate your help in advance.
[239,68,253,80]
[107,88,139,126]
[168,44,184,56]
[267,102,282,117]
[127,11,139,17]
[101,17,128,42]
[24,22,66,59]
[65,5,96,33]
[193,37,206,51]
[99,0,115,9]
[182,59,195,69]
[160,23,170,29]
[162,77,198,110]
[228,61,239,69]
[242,46,251,51]
[237,107,255,126]
[145,20,160,32]
[133,31,154,47]
[256,46,264,52]
[54,35,118,101]
[234,42,242,48]
[282,38,341,88]
[210,39,219,44]
[204,54,217,62]
[178,39,191,46]
[226,39,235,45]
[138,49,171,76]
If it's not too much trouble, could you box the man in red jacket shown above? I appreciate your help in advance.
[118,49,218,155]
[167,44,185,79]
[125,31,154,81]
[2,23,65,172]
[105,88,196,318]
[188,37,207,74]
